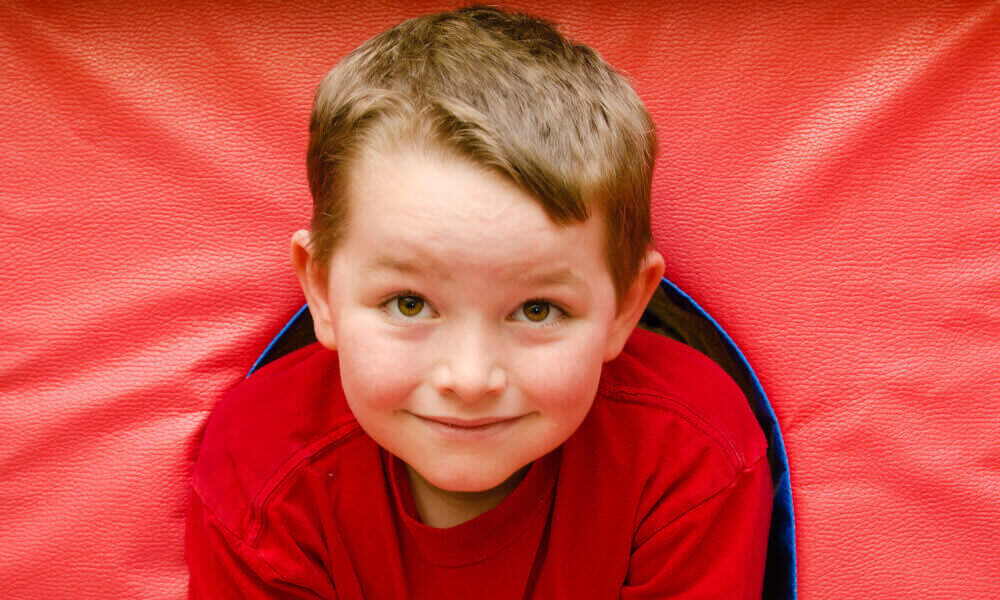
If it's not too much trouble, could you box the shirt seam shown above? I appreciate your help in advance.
[189,485,331,600]
[249,422,365,545]
[423,480,558,569]
[632,452,768,552]
[599,385,743,474]
[399,449,561,568]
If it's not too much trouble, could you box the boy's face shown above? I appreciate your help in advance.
[291,148,662,495]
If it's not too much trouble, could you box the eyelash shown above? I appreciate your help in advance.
[378,290,570,327]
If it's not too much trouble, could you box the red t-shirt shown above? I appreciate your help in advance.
[186,326,772,599]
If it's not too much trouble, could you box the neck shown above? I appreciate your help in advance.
[404,462,531,528]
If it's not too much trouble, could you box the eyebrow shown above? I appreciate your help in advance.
[362,254,590,294]
[363,254,446,281]
[520,269,591,295]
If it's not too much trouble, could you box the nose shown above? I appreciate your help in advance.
[432,322,507,403]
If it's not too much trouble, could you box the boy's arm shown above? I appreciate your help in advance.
[620,454,773,600]
[185,486,335,600]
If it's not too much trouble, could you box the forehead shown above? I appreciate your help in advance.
[344,149,606,272]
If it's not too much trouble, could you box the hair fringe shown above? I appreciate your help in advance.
[305,4,657,309]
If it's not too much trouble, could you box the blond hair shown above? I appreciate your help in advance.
[305,4,657,310]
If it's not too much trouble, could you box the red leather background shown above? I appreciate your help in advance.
[2,1,998,598]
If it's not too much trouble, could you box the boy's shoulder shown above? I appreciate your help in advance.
[595,326,768,473]
[189,341,360,536]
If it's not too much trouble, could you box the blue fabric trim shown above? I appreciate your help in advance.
[246,303,310,379]
[657,276,796,599]
[249,278,797,599]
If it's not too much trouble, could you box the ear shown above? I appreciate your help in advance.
[603,248,665,362]
[289,229,338,351]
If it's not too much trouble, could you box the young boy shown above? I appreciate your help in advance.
[186,5,772,599]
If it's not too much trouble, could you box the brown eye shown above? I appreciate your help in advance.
[397,296,424,317]
[523,301,549,322]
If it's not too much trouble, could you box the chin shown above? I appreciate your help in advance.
[419,461,515,493]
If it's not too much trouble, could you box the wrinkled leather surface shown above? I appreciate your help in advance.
[1,1,998,598]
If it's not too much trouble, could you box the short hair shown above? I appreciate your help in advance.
[305,4,657,311]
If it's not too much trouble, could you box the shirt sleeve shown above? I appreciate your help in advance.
[185,486,335,600]
[620,454,773,600]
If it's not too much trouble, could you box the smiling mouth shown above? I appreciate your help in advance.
[412,413,525,429]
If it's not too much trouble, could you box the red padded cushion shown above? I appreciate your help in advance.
[1,2,997,598]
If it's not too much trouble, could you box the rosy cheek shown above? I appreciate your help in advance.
[515,343,602,411]
[339,324,422,409]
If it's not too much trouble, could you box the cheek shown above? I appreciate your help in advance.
[336,318,423,412]
[514,331,606,414]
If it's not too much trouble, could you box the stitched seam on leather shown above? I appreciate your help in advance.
[632,452,768,551]
[190,487,331,600]
[599,386,742,473]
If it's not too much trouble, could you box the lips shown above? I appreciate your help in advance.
[414,414,522,428]
[414,412,526,442]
